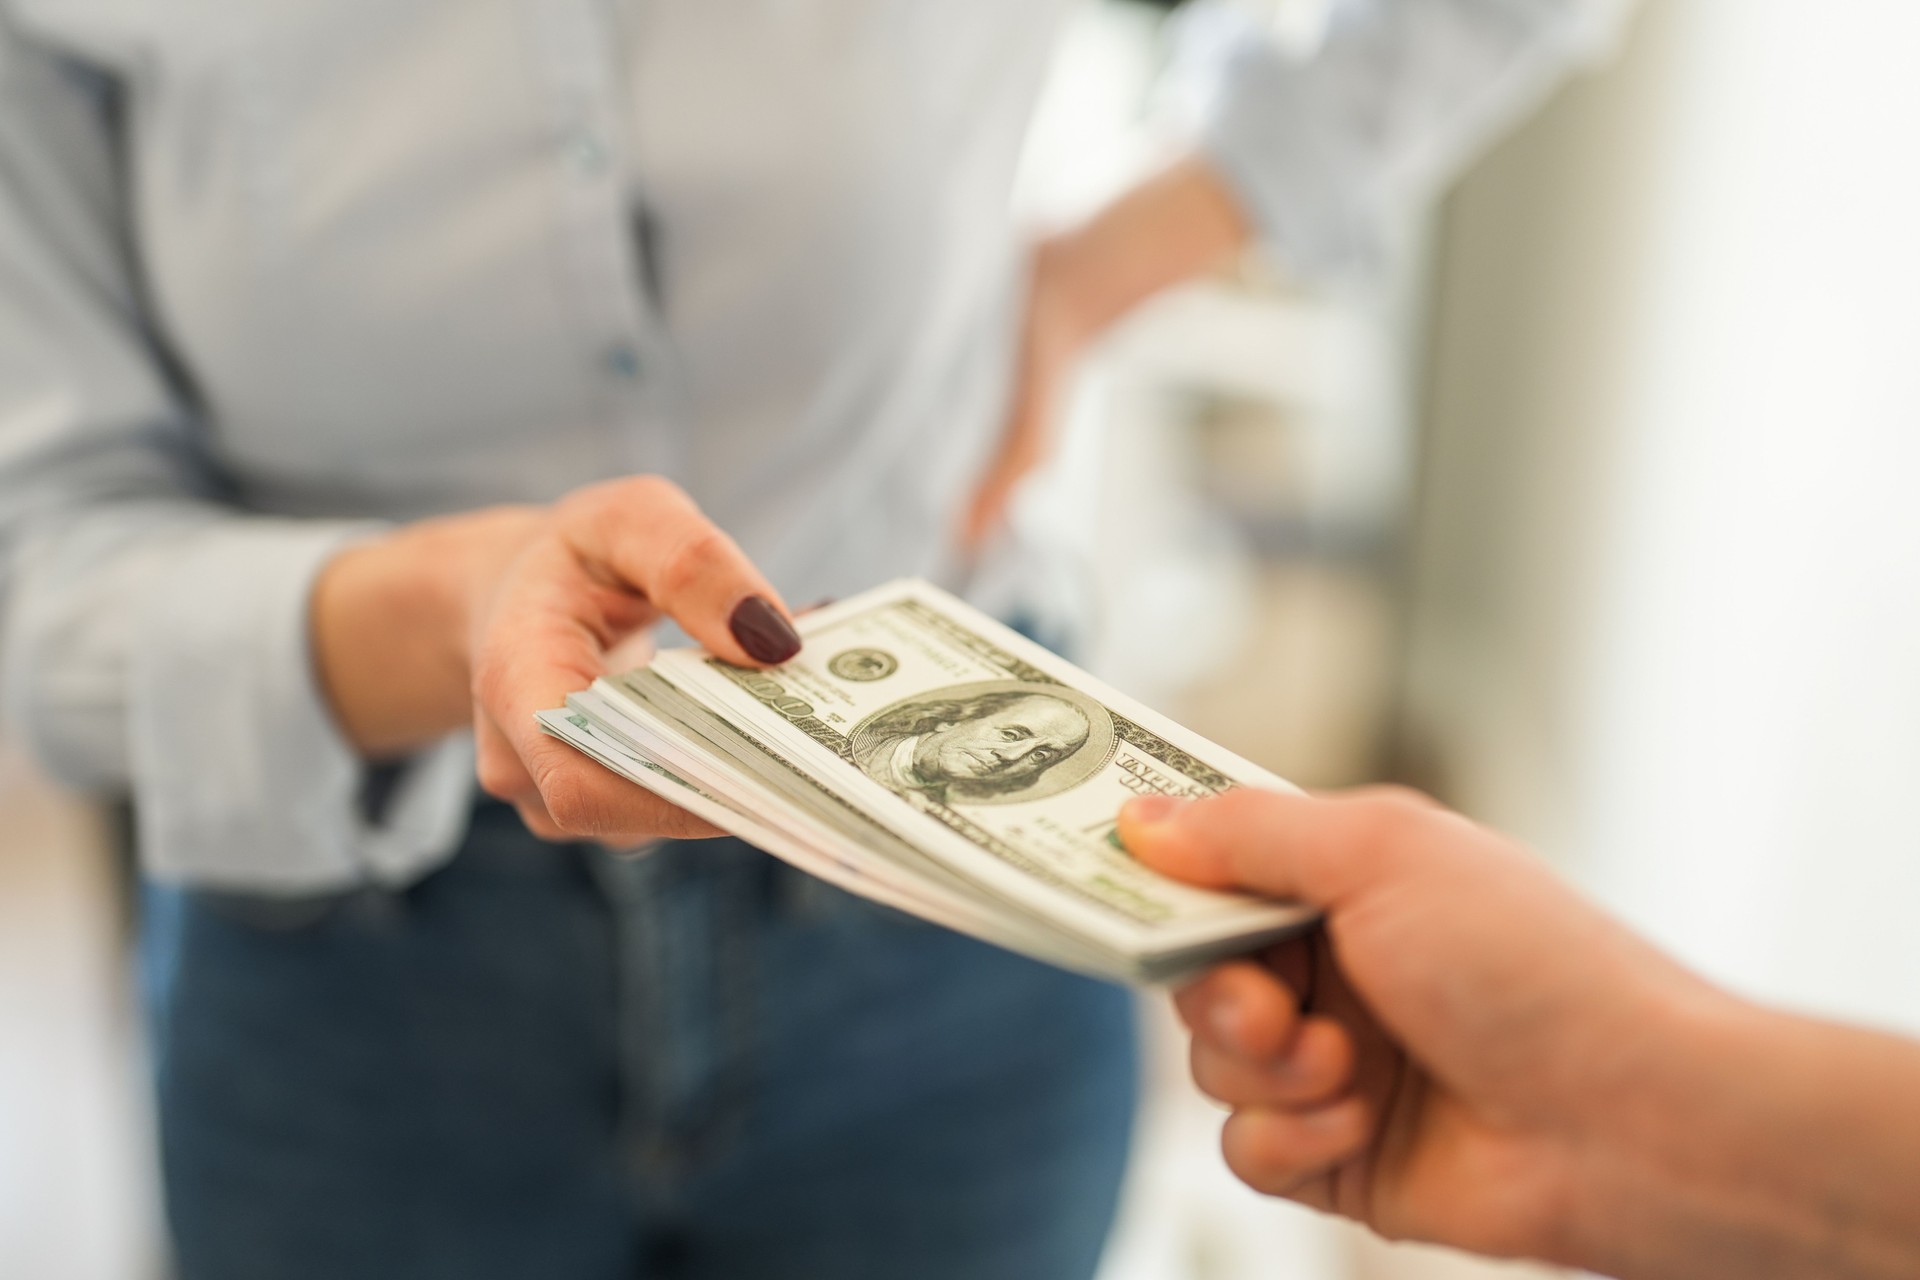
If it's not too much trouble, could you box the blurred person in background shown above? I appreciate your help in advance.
[1121,789,1920,1280]
[0,1,1617,1276]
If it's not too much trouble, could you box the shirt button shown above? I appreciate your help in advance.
[601,344,642,380]
[567,131,610,176]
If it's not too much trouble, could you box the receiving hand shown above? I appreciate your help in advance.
[1118,788,1720,1265]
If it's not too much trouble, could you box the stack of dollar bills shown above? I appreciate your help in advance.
[539,579,1315,984]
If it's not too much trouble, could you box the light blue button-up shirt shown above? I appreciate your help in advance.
[0,0,1619,892]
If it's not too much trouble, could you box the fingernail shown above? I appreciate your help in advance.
[1123,794,1188,826]
[729,595,802,664]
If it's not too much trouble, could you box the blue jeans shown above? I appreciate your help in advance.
[141,804,1138,1279]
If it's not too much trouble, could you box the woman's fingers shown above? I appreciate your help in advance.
[476,479,798,778]
[468,476,795,843]
[511,773,720,846]
[554,476,799,667]
[522,740,725,841]
[510,793,571,844]
[472,699,578,842]
[474,697,723,843]
[471,535,628,762]
[474,707,541,812]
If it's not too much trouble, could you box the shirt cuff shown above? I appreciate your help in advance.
[1169,8,1377,284]
[128,519,473,893]
[1169,0,1626,286]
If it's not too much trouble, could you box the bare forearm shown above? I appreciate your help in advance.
[1046,154,1252,338]
[960,155,1256,548]
[1573,999,1920,1280]
[308,506,541,760]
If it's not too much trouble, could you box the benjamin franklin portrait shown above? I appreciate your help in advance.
[848,680,1117,806]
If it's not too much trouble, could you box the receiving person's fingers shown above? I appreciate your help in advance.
[1220,1098,1375,1201]
[1265,934,1319,1009]
[1174,961,1302,1059]
[554,476,799,668]
[1304,926,1411,1131]
[1190,1018,1357,1109]
[1120,786,1453,909]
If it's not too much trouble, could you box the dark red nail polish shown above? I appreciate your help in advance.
[728,595,802,664]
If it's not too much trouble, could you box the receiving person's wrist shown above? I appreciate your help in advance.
[1556,983,1782,1279]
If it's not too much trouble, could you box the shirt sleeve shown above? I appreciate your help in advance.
[0,24,473,893]
[1168,0,1633,283]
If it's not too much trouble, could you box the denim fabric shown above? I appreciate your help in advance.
[141,804,1138,1279]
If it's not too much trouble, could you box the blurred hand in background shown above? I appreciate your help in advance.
[960,155,1250,551]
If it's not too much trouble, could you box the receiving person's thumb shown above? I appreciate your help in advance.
[1119,786,1441,909]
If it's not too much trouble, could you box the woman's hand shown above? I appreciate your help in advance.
[310,475,800,844]
[467,476,799,842]
[960,156,1251,552]
[1118,788,1726,1269]
[959,233,1102,551]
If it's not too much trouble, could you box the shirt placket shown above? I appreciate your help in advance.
[518,0,689,482]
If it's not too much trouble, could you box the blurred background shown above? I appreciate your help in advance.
[5,0,1918,1275]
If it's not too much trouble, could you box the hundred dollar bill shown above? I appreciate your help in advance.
[536,707,1121,976]
[542,579,1315,983]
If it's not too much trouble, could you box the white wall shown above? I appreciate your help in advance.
[1413,0,1920,1031]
